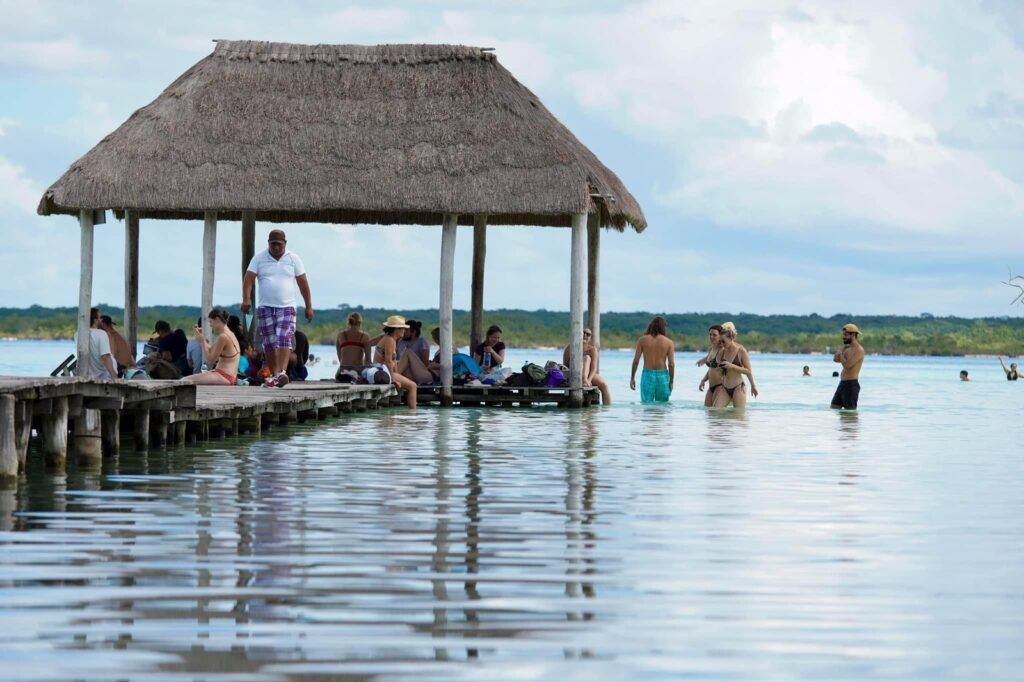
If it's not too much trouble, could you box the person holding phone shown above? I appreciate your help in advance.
[184,308,241,385]
[831,323,864,409]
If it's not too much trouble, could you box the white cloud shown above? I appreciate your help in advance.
[0,157,41,215]
[321,6,412,33]
[0,37,110,73]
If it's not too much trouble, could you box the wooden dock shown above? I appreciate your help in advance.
[417,384,600,407]
[0,376,396,479]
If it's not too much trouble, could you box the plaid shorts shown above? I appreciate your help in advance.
[257,306,296,353]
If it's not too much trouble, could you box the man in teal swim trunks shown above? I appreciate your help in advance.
[630,316,676,402]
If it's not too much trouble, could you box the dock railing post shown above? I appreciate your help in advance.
[201,211,217,342]
[241,211,257,341]
[124,210,140,357]
[470,214,487,352]
[77,209,95,377]
[569,212,587,407]
[439,214,458,407]
[587,212,601,350]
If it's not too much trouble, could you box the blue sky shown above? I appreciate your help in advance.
[1,0,1023,316]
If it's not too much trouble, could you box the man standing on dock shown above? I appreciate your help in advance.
[241,229,313,387]
[831,323,864,410]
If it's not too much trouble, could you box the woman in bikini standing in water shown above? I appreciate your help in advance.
[185,308,241,385]
[711,321,758,408]
[336,312,371,369]
[697,324,725,407]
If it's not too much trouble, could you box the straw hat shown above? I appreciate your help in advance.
[842,323,860,334]
[383,315,409,328]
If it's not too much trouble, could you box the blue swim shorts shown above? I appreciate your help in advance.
[640,369,671,403]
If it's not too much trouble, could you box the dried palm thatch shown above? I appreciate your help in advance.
[38,41,646,232]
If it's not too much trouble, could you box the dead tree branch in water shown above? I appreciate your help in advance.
[1004,268,1024,306]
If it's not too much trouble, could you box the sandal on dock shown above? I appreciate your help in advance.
[276,372,290,388]
[262,376,278,388]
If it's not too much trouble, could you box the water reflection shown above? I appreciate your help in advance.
[0,397,1022,681]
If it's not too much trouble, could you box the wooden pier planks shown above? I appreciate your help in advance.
[0,377,397,474]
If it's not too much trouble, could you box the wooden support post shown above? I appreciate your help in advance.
[73,408,103,462]
[569,212,587,408]
[201,211,217,342]
[439,213,458,407]
[124,210,140,357]
[352,399,368,413]
[241,211,257,341]
[208,420,224,440]
[152,413,169,449]
[100,410,120,456]
[316,406,334,420]
[470,214,487,352]
[228,418,239,436]
[133,410,150,451]
[0,395,16,479]
[239,416,261,435]
[587,212,601,349]
[14,400,33,471]
[77,210,95,377]
[260,413,274,431]
[338,402,354,414]
[173,420,187,445]
[40,396,68,469]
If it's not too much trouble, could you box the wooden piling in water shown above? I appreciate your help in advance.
[101,409,120,455]
[0,395,16,479]
[74,408,102,462]
[39,396,68,469]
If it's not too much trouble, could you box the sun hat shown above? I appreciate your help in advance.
[842,323,860,334]
[383,315,409,329]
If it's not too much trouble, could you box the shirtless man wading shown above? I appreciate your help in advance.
[831,323,865,410]
[630,316,675,403]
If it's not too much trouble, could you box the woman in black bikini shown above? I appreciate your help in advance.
[336,312,371,369]
[374,315,417,409]
[998,356,1019,381]
[185,308,240,385]
[697,324,725,407]
[711,321,759,408]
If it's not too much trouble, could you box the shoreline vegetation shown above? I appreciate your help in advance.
[2,305,1022,356]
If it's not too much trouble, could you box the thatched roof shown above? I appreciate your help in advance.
[38,41,646,232]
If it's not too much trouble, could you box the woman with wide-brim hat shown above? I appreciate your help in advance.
[373,315,417,408]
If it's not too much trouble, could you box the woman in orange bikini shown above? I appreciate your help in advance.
[711,321,758,408]
[185,308,241,385]
[336,312,371,369]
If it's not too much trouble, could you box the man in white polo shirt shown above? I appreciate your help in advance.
[241,229,314,387]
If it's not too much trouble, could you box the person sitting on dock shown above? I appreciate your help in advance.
[398,320,431,365]
[473,325,506,376]
[336,312,371,371]
[152,320,187,368]
[241,229,313,388]
[427,326,460,382]
[99,314,134,376]
[184,308,241,385]
[373,316,417,408]
[563,328,611,405]
[75,307,117,379]
[998,356,1019,381]
[287,330,310,382]
[630,316,675,403]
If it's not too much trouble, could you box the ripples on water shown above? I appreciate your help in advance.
[0,348,1022,680]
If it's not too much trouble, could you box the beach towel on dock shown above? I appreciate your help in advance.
[451,353,482,378]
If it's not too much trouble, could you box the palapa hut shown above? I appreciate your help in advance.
[38,40,646,405]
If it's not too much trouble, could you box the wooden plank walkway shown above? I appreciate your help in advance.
[417,384,600,407]
[0,376,396,480]
[0,376,597,481]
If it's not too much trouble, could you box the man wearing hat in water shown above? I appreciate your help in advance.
[831,323,864,409]
[241,229,313,387]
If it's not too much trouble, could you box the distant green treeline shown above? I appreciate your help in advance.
[1,305,1022,356]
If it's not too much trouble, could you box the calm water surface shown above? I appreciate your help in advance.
[0,341,1022,680]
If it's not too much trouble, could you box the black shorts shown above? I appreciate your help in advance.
[831,379,860,409]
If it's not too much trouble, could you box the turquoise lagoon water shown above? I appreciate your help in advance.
[0,340,1022,680]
